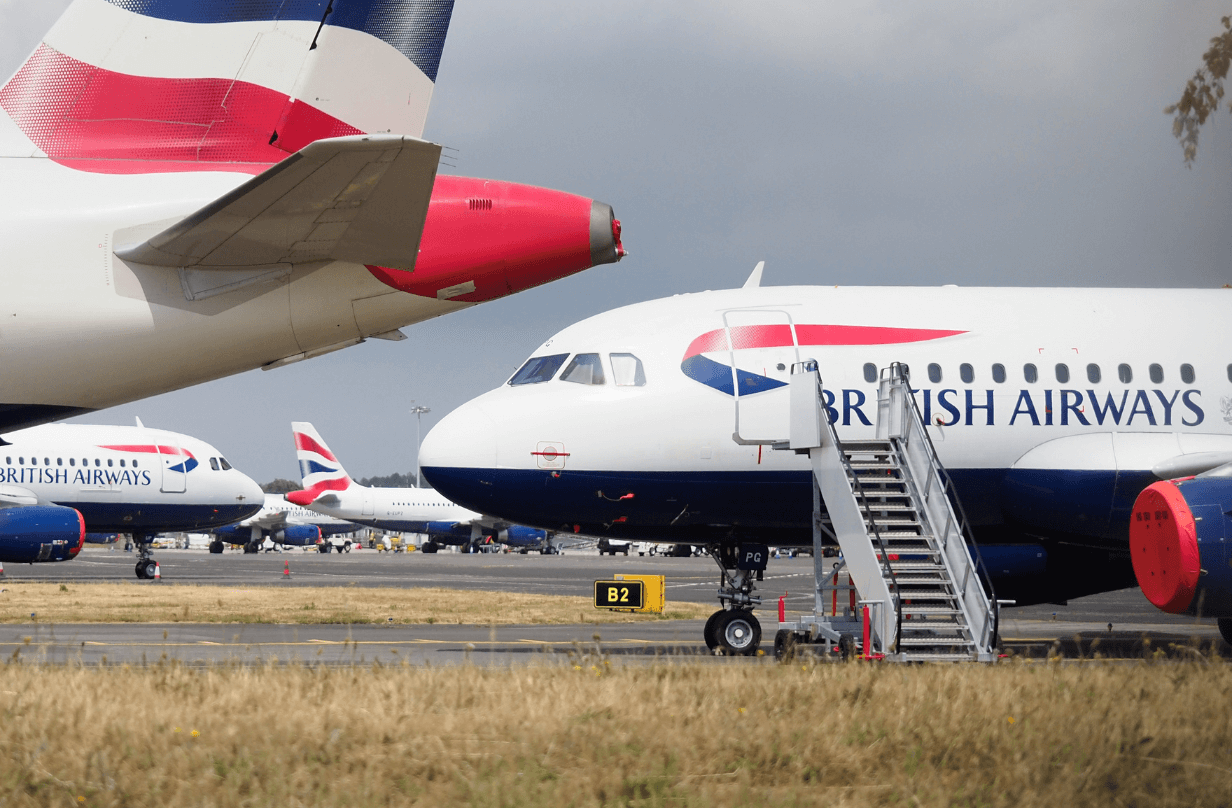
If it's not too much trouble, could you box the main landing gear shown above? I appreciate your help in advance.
[702,543,770,656]
[132,533,158,579]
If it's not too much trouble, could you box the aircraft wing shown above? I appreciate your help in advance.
[0,485,38,508]
[247,511,289,531]
[115,135,441,272]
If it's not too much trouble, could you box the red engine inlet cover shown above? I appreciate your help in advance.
[1129,481,1201,613]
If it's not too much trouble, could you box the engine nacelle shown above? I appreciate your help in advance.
[500,526,548,547]
[0,505,85,562]
[1130,478,1232,616]
[274,525,323,546]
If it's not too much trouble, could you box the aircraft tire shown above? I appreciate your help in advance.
[137,560,157,580]
[208,541,224,554]
[1219,618,1232,647]
[135,561,148,580]
[839,633,857,661]
[703,610,725,651]
[717,610,761,656]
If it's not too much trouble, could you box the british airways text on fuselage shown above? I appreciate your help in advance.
[821,387,1206,428]
[1,467,154,487]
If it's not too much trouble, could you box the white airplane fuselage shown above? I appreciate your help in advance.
[1,422,263,534]
[420,285,1232,604]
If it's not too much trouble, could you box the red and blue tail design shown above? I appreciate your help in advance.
[0,0,454,174]
[287,421,351,505]
[681,324,968,396]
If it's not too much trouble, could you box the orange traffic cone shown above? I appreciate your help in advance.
[283,560,291,579]
[153,562,161,581]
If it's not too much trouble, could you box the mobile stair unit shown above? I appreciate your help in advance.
[776,362,1000,662]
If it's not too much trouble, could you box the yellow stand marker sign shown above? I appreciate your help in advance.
[593,574,665,613]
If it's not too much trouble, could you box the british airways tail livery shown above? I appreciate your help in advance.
[288,421,550,551]
[0,0,624,432]
[0,421,263,576]
[419,275,1232,639]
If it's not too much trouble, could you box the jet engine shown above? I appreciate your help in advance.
[499,526,548,547]
[0,505,86,563]
[273,525,323,547]
[1130,478,1232,616]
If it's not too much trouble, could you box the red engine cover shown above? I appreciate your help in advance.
[1129,481,1201,613]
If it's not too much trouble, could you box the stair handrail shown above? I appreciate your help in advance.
[879,362,999,652]
[812,369,903,654]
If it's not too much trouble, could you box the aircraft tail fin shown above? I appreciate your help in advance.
[288,422,353,505]
[0,0,455,174]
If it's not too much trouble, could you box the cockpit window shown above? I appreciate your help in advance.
[509,354,569,386]
[610,353,647,387]
[560,353,606,385]
[219,457,233,471]
[209,457,220,471]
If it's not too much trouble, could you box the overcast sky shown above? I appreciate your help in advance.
[6,1,1230,483]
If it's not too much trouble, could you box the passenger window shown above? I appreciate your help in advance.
[560,353,606,385]
[927,363,942,383]
[1023,364,1038,384]
[57,458,63,466]
[209,458,220,471]
[508,354,569,386]
[1118,364,1133,384]
[863,363,877,383]
[43,458,49,465]
[18,457,23,465]
[610,353,647,387]
[1055,363,1070,384]
[1181,364,1195,384]
[1149,363,1163,384]
[219,458,232,471]
[960,363,974,384]
[107,459,113,467]
[133,460,139,468]
[69,458,75,466]
[1228,364,1232,382]
[991,364,1006,384]
[95,459,100,467]
[119,459,125,468]
[1087,363,1101,384]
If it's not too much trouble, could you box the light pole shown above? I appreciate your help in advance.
[409,405,430,487]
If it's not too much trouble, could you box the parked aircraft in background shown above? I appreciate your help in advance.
[0,0,624,433]
[210,494,355,554]
[287,422,552,552]
[0,421,262,576]
[420,267,1232,648]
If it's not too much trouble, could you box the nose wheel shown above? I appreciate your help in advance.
[704,609,763,655]
[702,543,769,655]
[131,534,158,579]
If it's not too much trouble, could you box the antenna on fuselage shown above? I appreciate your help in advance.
[135,416,145,428]
[742,261,765,289]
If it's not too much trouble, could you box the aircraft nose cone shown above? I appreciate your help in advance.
[237,473,264,515]
[419,401,499,510]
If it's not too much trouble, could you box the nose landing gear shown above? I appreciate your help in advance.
[702,543,769,655]
[131,533,158,579]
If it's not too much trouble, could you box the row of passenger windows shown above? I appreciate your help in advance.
[3,456,232,470]
[510,353,647,387]
[863,362,1214,386]
[6,456,141,468]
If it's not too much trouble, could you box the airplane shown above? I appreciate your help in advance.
[418,266,1232,652]
[0,0,624,433]
[209,493,356,554]
[0,421,262,576]
[287,422,553,552]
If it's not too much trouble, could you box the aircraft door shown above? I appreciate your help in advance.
[722,309,799,445]
[158,440,188,494]
[362,489,375,516]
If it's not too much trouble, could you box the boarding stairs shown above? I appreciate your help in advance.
[781,362,999,662]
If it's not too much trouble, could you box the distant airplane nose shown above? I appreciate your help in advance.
[419,400,500,511]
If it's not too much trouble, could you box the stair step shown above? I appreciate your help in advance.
[898,636,976,648]
[897,652,979,662]
[842,440,893,451]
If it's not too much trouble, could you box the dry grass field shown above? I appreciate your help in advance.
[0,583,711,625]
[0,657,1229,807]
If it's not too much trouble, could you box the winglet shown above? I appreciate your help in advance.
[742,261,765,289]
